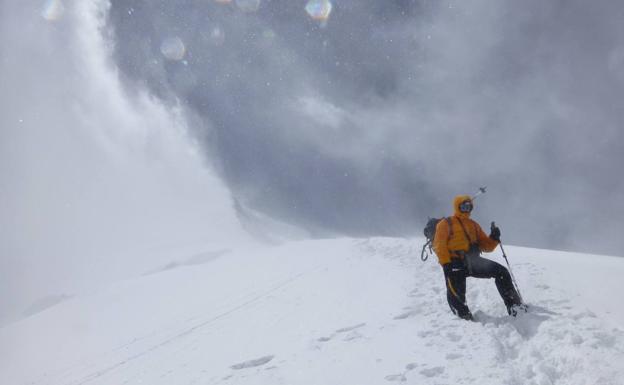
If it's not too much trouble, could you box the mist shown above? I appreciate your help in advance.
[0,0,247,324]
[2,0,624,325]
[107,0,624,254]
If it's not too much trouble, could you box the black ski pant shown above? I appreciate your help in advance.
[443,254,522,319]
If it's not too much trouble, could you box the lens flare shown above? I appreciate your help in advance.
[41,0,65,21]
[200,26,226,46]
[262,29,276,40]
[209,27,226,46]
[305,0,332,22]
[160,37,186,61]
[235,0,260,13]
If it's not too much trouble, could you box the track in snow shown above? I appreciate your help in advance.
[1,238,623,385]
[361,238,624,385]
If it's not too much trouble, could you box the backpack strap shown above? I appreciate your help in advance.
[445,217,453,241]
[456,217,475,244]
[473,222,478,242]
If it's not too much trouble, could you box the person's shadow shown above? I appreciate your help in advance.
[473,305,558,339]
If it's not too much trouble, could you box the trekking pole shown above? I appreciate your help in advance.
[493,222,524,304]
[471,186,487,201]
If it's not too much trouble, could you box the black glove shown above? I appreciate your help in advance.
[489,222,501,242]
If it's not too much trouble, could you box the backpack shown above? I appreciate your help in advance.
[421,217,452,261]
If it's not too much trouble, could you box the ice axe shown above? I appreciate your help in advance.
[491,221,524,304]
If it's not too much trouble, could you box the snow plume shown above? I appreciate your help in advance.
[105,0,624,256]
[0,0,248,324]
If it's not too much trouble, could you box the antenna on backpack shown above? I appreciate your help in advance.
[471,186,487,201]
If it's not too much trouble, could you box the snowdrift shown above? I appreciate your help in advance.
[2,238,623,385]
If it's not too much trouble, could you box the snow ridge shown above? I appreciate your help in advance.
[1,238,623,385]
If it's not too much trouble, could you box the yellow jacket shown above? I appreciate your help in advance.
[433,195,499,265]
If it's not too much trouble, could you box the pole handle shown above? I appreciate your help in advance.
[471,186,487,200]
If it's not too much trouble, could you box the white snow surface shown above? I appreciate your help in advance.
[1,238,623,385]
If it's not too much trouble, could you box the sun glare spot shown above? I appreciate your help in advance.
[305,0,333,22]
[160,37,186,61]
[209,27,226,46]
[41,0,65,21]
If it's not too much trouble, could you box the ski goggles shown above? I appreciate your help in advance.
[459,200,473,213]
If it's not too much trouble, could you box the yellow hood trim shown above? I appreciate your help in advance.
[453,195,473,219]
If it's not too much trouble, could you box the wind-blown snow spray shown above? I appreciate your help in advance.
[0,0,248,325]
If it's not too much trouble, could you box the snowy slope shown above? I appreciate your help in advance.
[1,238,623,385]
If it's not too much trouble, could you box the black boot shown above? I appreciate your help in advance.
[507,303,528,317]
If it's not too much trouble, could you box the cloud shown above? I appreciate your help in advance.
[102,0,624,255]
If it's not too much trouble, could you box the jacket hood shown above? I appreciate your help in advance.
[453,195,473,219]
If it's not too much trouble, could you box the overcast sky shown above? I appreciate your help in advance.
[106,0,624,254]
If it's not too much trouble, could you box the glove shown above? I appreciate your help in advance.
[489,222,501,242]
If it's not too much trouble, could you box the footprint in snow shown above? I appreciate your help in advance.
[384,374,406,382]
[405,363,419,370]
[393,310,418,320]
[342,330,364,341]
[335,323,366,333]
[419,366,445,377]
[230,355,275,370]
[385,362,419,382]
[445,331,462,342]
[317,323,366,344]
